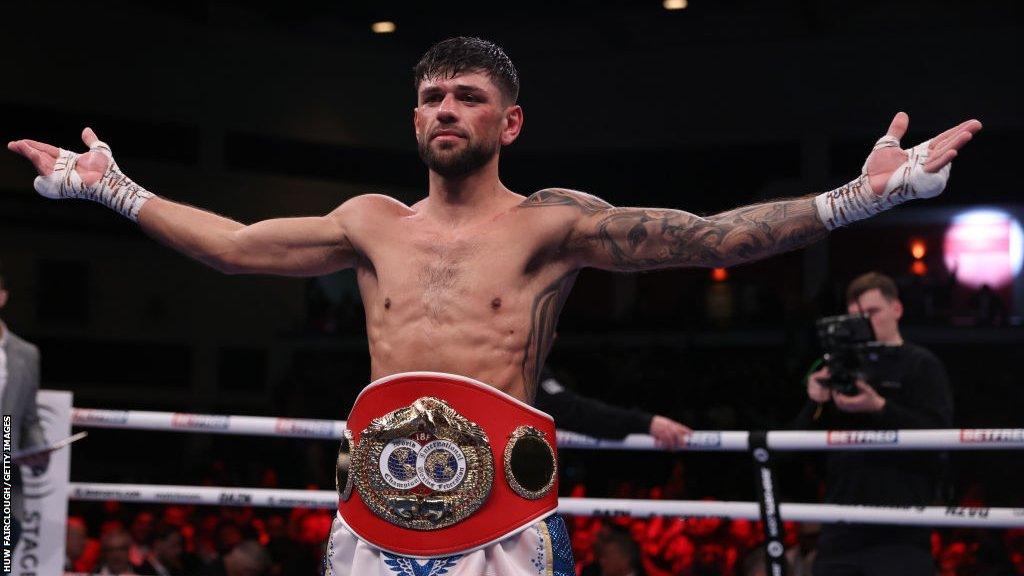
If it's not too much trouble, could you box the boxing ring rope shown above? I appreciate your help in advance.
[71,408,1024,451]
[66,483,1024,529]
[66,406,1024,529]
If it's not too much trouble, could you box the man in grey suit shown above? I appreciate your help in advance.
[0,260,50,549]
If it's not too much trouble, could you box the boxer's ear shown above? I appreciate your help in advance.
[413,107,425,138]
[500,105,523,147]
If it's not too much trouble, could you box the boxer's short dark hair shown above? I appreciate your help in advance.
[846,271,899,304]
[414,37,519,104]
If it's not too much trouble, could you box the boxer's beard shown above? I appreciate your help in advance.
[418,134,497,178]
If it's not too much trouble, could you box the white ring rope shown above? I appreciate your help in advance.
[66,483,1024,528]
[71,408,1024,451]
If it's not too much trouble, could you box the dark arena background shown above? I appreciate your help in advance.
[1,1,1022,575]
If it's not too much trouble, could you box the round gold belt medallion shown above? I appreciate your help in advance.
[351,397,494,530]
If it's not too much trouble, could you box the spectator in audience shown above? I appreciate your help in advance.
[222,541,272,576]
[67,516,101,573]
[597,528,644,576]
[96,529,138,575]
[785,522,820,576]
[1005,529,1024,575]
[265,514,309,576]
[739,547,769,576]
[138,523,198,576]
[129,511,157,566]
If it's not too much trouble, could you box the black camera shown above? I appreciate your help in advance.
[815,314,882,395]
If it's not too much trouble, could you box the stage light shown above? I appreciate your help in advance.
[910,239,927,260]
[911,260,927,276]
[943,209,1024,288]
[663,0,688,10]
[711,268,728,282]
[372,21,396,34]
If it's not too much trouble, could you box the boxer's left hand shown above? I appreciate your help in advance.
[864,113,982,197]
[832,379,886,413]
[649,415,692,449]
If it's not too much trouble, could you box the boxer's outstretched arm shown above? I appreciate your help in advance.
[525,113,981,271]
[524,188,825,271]
[138,197,358,276]
[9,128,360,276]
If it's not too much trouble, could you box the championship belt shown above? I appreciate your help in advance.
[336,372,558,558]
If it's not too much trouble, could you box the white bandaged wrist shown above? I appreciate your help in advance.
[33,139,154,222]
[814,134,951,230]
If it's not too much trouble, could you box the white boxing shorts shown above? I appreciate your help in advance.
[325,512,574,576]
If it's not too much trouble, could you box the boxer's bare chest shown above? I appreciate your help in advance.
[362,210,560,321]
[353,202,578,397]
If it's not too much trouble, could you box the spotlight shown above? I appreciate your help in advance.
[910,239,927,260]
[663,0,688,10]
[372,21,396,34]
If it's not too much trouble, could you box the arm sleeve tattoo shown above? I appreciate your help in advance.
[521,188,828,271]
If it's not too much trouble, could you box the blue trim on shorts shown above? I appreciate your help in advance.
[381,552,462,576]
[544,514,575,576]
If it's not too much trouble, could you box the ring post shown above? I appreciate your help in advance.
[750,430,787,576]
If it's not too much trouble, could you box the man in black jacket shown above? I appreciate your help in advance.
[535,366,691,449]
[794,271,953,576]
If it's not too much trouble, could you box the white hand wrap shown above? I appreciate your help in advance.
[33,139,154,222]
[814,134,951,230]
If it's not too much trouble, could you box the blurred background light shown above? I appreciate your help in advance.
[943,208,1024,289]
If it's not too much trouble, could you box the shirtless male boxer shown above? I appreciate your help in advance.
[8,37,980,576]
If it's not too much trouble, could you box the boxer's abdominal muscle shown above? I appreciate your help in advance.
[353,210,577,405]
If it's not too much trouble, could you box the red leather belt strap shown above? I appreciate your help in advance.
[338,371,558,558]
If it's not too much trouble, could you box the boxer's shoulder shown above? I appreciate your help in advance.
[519,188,614,214]
[335,193,414,216]
[329,194,414,229]
[516,188,615,254]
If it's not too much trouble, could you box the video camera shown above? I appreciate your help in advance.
[814,314,883,395]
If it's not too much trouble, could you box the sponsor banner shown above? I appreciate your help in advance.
[218,492,253,506]
[555,431,601,447]
[685,432,722,448]
[71,487,143,501]
[826,430,899,445]
[266,496,335,509]
[945,507,990,519]
[170,414,230,431]
[588,508,636,517]
[16,391,72,576]
[70,408,129,426]
[153,491,202,503]
[273,418,339,439]
[959,429,1024,444]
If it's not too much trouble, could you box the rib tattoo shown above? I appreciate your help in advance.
[521,272,578,401]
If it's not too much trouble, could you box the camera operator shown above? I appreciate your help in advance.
[794,271,953,576]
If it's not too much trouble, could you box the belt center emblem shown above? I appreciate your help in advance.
[353,397,494,530]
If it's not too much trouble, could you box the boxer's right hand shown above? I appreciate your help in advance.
[8,128,111,194]
[807,366,831,403]
[7,128,153,221]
